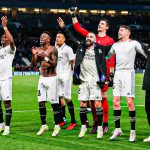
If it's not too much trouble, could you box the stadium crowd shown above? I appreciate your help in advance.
[1,12,147,70]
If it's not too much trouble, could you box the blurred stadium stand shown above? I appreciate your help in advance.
[0,0,149,70]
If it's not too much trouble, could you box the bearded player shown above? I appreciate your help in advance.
[69,7,115,134]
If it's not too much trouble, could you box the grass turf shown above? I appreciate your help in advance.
[0,74,149,150]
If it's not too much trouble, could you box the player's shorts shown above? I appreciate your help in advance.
[78,81,102,101]
[58,78,72,99]
[37,75,59,104]
[113,70,135,97]
[0,78,12,101]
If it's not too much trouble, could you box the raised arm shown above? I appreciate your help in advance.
[57,17,79,47]
[1,16,15,50]
[69,7,89,37]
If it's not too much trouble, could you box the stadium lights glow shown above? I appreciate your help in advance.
[121,11,128,15]
[99,10,106,14]
[1,7,10,11]
[58,9,66,13]
[34,8,40,12]
[90,10,98,14]
[79,10,87,13]
[50,9,58,13]
[18,8,26,12]
[108,10,116,14]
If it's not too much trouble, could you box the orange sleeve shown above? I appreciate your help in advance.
[73,22,89,37]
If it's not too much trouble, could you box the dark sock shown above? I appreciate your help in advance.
[80,107,87,125]
[67,101,76,123]
[145,91,150,126]
[96,107,103,126]
[6,107,12,126]
[103,122,108,127]
[129,111,136,130]
[62,105,66,119]
[39,106,46,125]
[0,108,4,123]
[114,110,121,128]
[59,101,64,122]
[51,104,60,125]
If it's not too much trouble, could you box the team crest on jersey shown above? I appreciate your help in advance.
[80,49,83,52]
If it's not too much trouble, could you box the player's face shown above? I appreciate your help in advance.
[40,33,50,45]
[118,27,130,40]
[85,33,96,47]
[55,33,65,46]
[1,34,9,45]
[97,21,109,32]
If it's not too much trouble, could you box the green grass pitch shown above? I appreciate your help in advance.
[0,74,149,150]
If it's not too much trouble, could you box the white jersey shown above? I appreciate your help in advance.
[107,40,146,70]
[80,49,99,82]
[0,45,16,80]
[56,44,75,80]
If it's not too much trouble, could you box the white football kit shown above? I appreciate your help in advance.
[37,75,59,104]
[78,49,102,101]
[0,45,16,101]
[56,44,75,99]
[107,40,146,97]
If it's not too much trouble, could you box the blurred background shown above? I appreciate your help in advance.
[0,0,149,72]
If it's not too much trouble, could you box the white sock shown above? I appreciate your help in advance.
[4,126,10,130]
[55,125,59,128]
[0,122,5,127]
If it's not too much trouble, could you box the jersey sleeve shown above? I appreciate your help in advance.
[67,47,75,61]
[73,22,89,37]
[106,44,115,60]
[135,41,147,58]
[4,45,16,54]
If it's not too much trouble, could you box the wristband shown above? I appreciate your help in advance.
[44,57,49,62]
[3,27,7,30]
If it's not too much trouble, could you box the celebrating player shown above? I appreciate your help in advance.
[0,16,16,135]
[107,25,147,142]
[69,7,115,134]
[32,31,61,137]
[55,29,77,130]
[57,17,112,138]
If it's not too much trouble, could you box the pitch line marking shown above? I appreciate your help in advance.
[12,105,144,113]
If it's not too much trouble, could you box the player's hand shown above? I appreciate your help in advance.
[1,16,8,27]
[57,17,65,28]
[68,7,77,15]
[32,46,39,55]
[37,52,46,59]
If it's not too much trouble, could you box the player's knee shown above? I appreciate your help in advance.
[66,98,70,103]
[4,101,11,108]
[94,101,101,108]
[39,101,45,107]
[80,101,86,107]
[113,99,120,109]
[127,100,135,111]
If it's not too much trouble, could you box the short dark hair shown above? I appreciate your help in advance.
[99,18,110,27]
[119,25,131,33]
[43,31,52,38]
